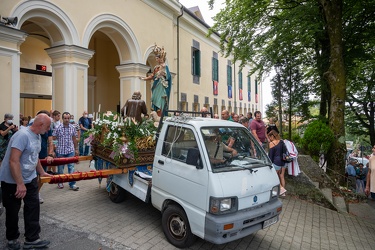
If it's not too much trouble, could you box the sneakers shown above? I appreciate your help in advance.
[38,193,44,204]
[57,183,64,189]
[69,185,79,191]
[23,239,50,249]
[7,240,21,250]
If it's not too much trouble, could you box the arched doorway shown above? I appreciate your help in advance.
[83,14,146,116]
[19,24,53,118]
[13,1,79,118]
[88,31,120,114]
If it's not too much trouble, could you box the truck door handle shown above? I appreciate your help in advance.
[158,160,164,165]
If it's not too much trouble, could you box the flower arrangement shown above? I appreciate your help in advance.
[85,111,158,165]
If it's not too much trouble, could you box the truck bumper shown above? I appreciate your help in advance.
[204,198,282,245]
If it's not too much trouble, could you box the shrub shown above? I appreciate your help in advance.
[301,120,334,158]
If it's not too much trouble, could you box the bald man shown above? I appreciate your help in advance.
[0,114,52,249]
[200,107,209,117]
[221,110,233,121]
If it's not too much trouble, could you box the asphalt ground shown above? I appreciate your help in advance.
[1,161,375,249]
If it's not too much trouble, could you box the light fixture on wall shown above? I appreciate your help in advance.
[0,16,18,26]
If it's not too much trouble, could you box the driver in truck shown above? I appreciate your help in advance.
[204,130,238,165]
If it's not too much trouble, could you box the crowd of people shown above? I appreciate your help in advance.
[0,110,95,249]
[346,146,375,199]
[1,105,373,249]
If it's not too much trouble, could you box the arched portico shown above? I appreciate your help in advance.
[83,14,150,113]
[5,0,91,118]
[12,0,79,46]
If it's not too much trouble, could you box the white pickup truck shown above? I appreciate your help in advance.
[103,114,282,248]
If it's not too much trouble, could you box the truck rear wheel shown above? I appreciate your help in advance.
[109,182,126,203]
[162,205,196,248]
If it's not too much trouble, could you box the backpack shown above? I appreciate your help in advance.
[281,140,293,163]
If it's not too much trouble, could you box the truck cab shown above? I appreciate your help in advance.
[151,116,282,247]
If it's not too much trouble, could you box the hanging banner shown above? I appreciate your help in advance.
[228,85,232,98]
[248,91,251,101]
[239,89,243,100]
[213,81,218,95]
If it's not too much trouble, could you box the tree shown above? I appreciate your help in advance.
[208,0,347,173]
[318,0,346,173]
[271,60,310,139]
[346,61,375,145]
[343,1,375,146]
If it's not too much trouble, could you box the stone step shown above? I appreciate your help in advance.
[321,187,333,204]
[312,181,320,188]
[333,195,348,213]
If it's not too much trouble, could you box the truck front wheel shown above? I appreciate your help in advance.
[162,205,196,248]
[108,182,126,203]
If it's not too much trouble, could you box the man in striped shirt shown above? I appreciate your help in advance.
[52,112,79,191]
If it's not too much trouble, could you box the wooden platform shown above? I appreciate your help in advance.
[91,140,154,168]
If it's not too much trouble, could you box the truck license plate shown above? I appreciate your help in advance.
[263,216,278,229]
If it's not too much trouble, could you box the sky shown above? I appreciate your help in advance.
[179,0,273,113]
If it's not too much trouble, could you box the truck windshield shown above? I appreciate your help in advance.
[201,126,271,173]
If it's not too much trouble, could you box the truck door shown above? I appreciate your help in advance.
[152,125,209,233]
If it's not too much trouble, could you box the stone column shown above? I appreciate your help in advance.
[0,26,27,118]
[116,63,150,111]
[87,75,97,113]
[46,45,94,118]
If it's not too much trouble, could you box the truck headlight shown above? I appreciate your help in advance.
[271,185,279,199]
[209,196,237,214]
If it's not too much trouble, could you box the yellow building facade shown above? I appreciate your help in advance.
[0,0,263,121]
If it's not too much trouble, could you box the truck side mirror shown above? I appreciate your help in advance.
[186,148,202,169]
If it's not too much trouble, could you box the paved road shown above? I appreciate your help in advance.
[1,161,375,249]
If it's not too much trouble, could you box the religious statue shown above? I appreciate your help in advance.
[120,91,148,123]
[140,44,172,116]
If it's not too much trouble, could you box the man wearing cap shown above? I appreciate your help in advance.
[346,159,357,190]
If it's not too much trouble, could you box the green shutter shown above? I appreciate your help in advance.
[227,65,232,86]
[212,57,219,81]
[248,75,251,91]
[195,50,201,76]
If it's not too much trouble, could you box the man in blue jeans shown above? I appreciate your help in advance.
[78,111,91,156]
[53,112,79,190]
[0,114,52,249]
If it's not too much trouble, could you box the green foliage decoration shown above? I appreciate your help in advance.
[84,111,157,165]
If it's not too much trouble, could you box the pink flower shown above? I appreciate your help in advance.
[109,151,116,159]
[84,134,94,145]
[120,143,134,159]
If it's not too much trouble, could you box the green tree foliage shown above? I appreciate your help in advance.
[271,61,310,140]
[207,0,375,173]
[345,60,375,145]
[301,120,334,160]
